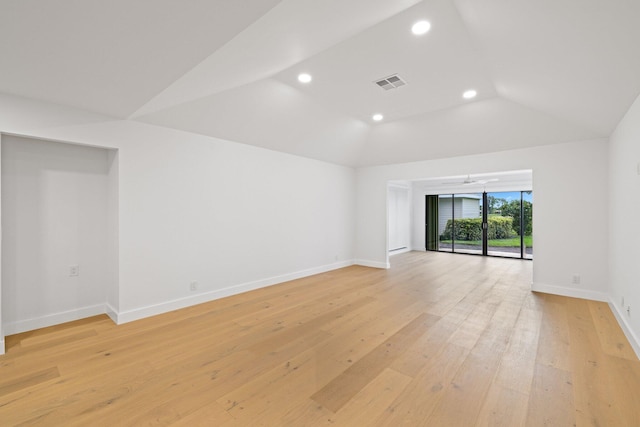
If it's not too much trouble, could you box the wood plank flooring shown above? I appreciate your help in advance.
[1,251,639,426]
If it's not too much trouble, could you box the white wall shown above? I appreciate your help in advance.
[356,140,609,300]
[1,136,114,334]
[608,93,640,356]
[0,142,2,355]
[411,188,426,251]
[0,94,356,338]
[108,128,355,319]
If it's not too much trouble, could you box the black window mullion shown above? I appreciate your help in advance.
[451,194,455,252]
[520,191,524,259]
[482,192,488,256]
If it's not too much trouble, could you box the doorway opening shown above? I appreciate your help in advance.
[1,134,119,346]
[388,184,411,254]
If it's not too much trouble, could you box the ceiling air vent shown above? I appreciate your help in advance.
[374,74,406,91]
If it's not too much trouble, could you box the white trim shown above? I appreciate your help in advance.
[105,303,119,324]
[0,339,4,356]
[387,181,411,190]
[389,247,411,256]
[531,282,608,302]
[3,303,106,335]
[113,260,355,324]
[355,259,390,269]
[608,297,640,359]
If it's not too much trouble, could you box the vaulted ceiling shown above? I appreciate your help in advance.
[1,0,639,167]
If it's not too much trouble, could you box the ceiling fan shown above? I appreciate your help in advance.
[442,175,499,185]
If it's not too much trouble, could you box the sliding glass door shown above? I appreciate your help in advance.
[426,191,532,260]
[486,191,522,258]
[437,195,453,252]
[451,194,483,255]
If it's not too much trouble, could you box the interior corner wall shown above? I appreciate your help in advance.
[0,94,357,326]
[356,139,609,301]
[1,135,111,334]
[608,93,640,356]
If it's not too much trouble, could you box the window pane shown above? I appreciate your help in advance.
[453,193,483,255]
[438,195,453,252]
[486,191,522,258]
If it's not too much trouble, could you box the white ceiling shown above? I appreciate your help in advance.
[1,0,639,167]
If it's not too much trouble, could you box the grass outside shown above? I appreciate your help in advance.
[441,235,533,248]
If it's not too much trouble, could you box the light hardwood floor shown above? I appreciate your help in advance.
[1,251,639,426]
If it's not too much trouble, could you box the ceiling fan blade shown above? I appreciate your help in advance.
[476,178,499,184]
[440,177,498,185]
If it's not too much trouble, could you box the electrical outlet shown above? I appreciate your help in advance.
[190,281,198,291]
[69,265,79,277]
[571,274,581,285]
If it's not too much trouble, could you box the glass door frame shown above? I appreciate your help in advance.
[425,191,532,260]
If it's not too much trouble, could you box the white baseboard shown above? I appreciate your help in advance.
[112,260,355,325]
[0,338,4,356]
[531,283,608,302]
[389,247,411,256]
[608,297,640,359]
[3,303,106,336]
[355,259,390,269]
[105,303,119,324]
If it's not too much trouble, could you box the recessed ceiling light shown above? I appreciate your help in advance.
[297,73,312,83]
[411,20,431,35]
[372,114,384,121]
[463,89,477,99]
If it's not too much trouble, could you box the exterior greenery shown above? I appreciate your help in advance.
[440,193,533,249]
[499,199,533,235]
[441,216,516,241]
